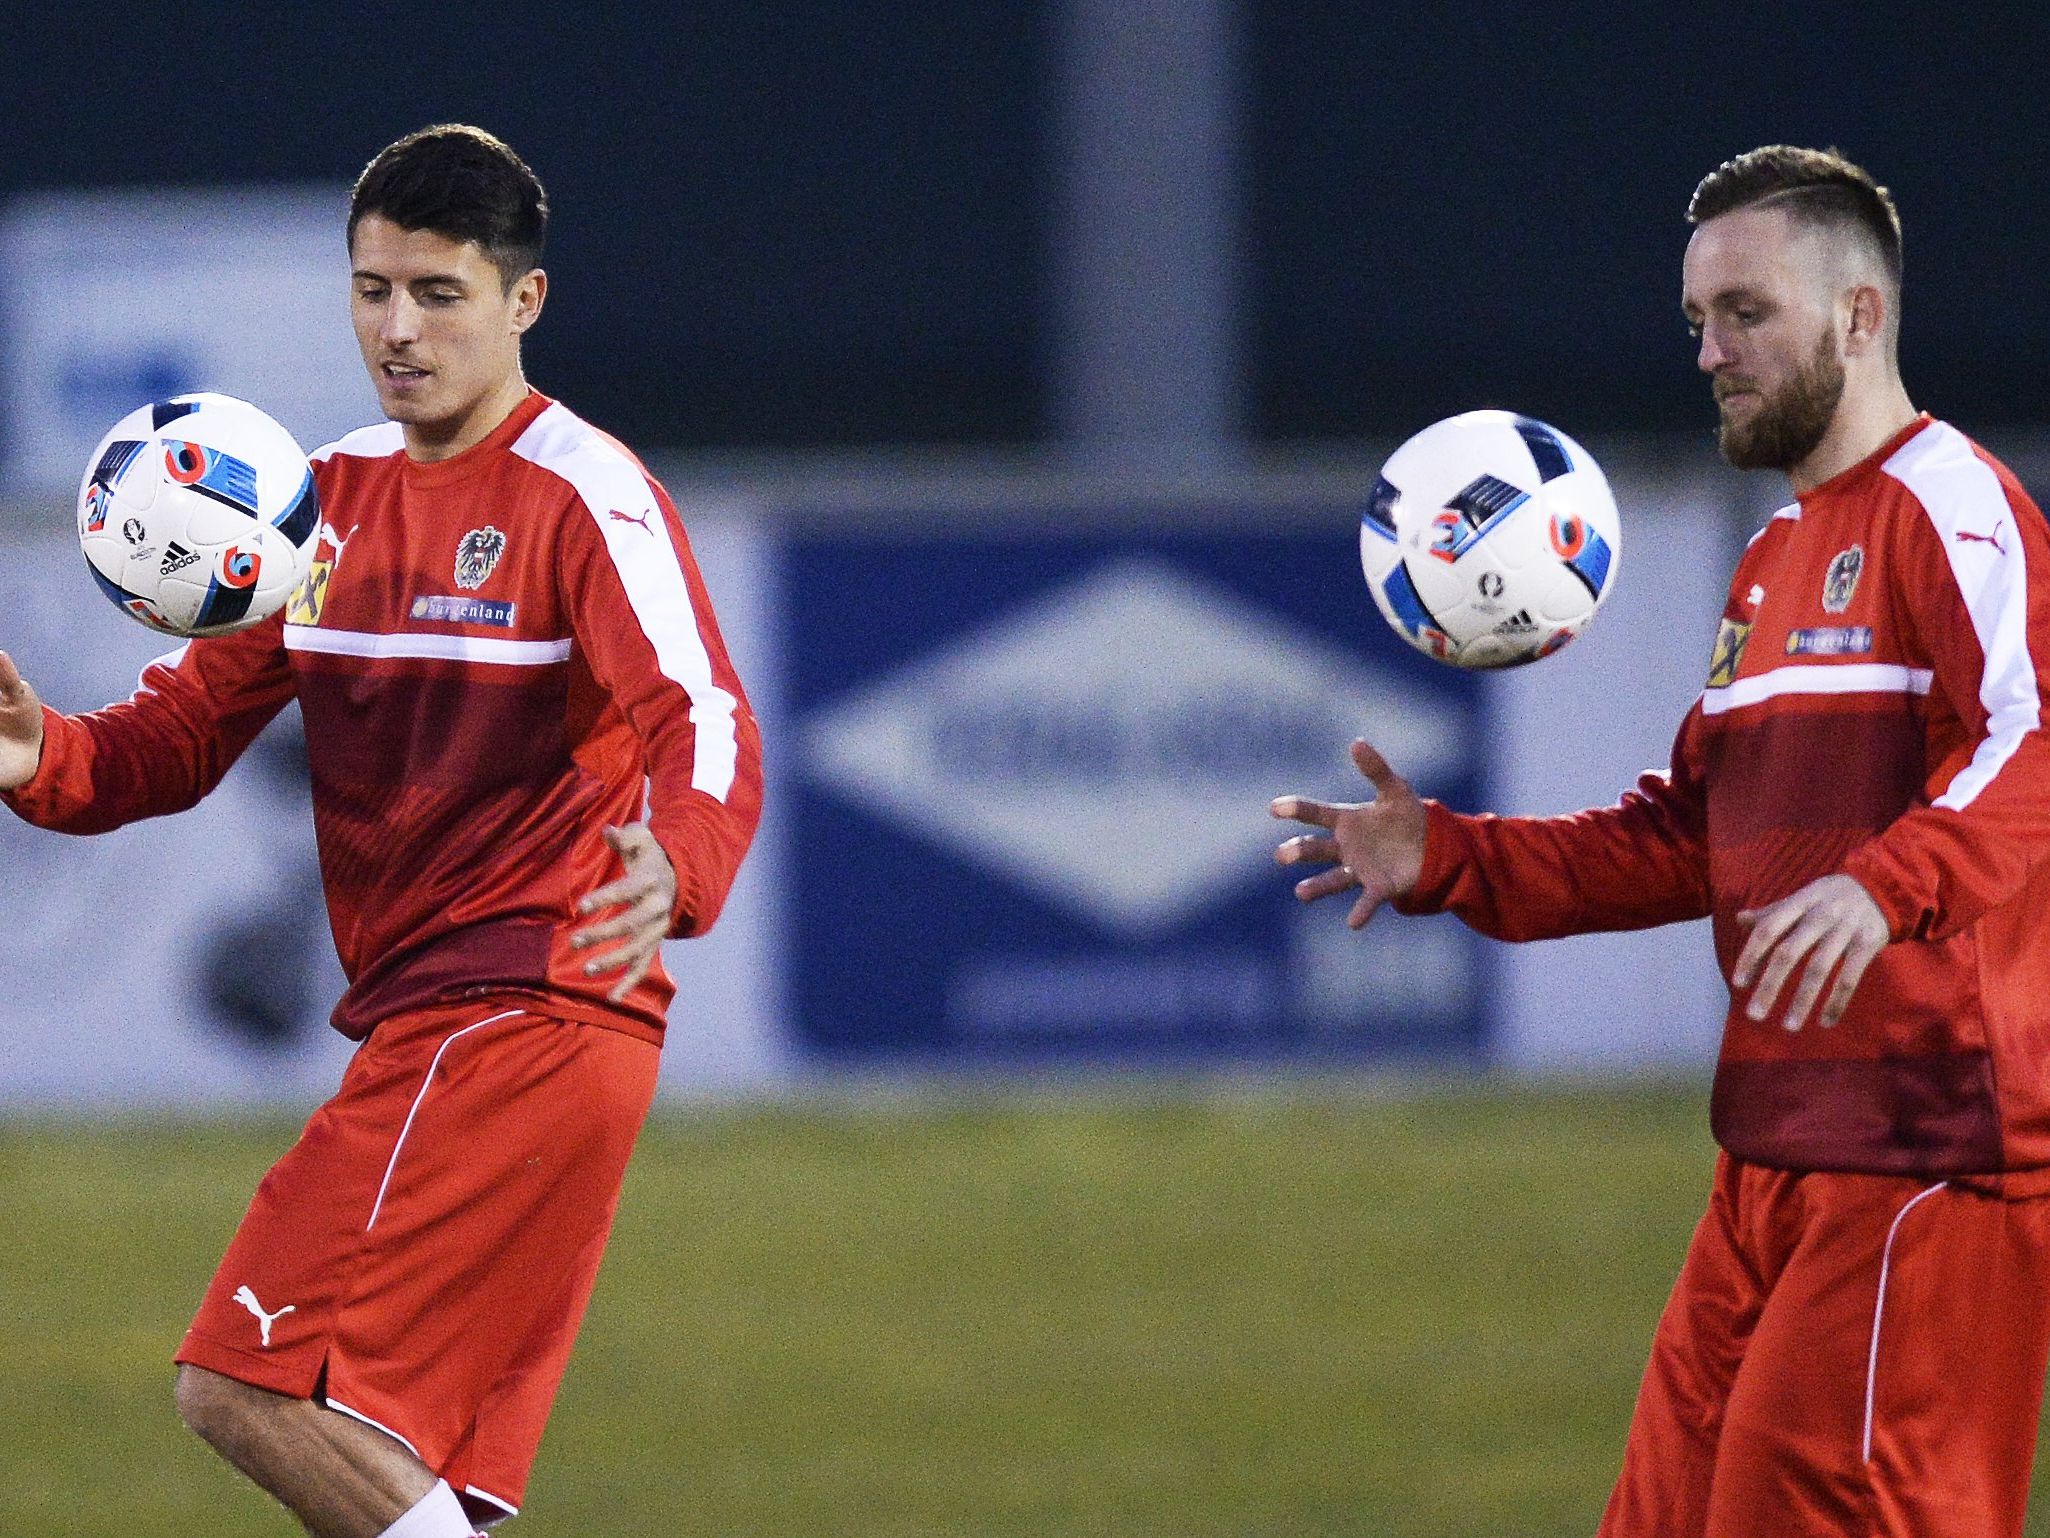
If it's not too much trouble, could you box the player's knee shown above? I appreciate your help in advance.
[174,1363,232,1445]
[174,1364,276,1454]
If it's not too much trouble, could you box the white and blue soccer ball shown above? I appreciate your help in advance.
[78,393,320,638]
[1361,410,1621,669]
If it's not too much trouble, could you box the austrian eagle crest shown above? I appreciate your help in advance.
[1822,545,1864,615]
[455,526,508,590]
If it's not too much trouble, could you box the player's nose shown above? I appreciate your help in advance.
[380,293,422,346]
[1697,326,1731,374]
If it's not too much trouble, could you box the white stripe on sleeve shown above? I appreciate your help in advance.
[512,406,742,802]
[1883,422,2042,811]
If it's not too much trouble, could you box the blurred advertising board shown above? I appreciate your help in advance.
[0,188,372,493]
[784,524,1488,1067]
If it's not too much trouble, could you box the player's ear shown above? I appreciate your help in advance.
[1843,283,1886,357]
[510,268,546,335]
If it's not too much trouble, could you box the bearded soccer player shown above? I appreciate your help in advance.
[1273,147,2050,1536]
[0,126,762,1537]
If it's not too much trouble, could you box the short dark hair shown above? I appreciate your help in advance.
[1688,145,1902,288]
[348,124,547,288]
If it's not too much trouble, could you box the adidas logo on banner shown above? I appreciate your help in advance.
[160,542,199,575]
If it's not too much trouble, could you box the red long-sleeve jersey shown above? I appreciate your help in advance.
[6,390,763,1044]
[1397,416,2050,1181]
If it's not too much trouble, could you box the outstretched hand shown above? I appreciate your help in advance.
[1731,873,1890,1031]
[572,823,678,1003]
[0,651,45,792]
[1270,739,1428,930]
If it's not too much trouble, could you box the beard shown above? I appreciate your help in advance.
[1715,331,1846,471]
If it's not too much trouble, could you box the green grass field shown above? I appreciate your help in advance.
[4,1083,2047,1536]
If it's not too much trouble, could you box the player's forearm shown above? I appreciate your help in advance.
[648,718,764,937]
[0,717,43,793]
[647,793,760,937]
[3,656,293,835]
[1842,735,2050,941]
[1396,794,1712,941]
[1,704,210,833]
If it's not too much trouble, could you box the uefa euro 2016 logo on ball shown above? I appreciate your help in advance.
[1362,410,1622,668]
[77,393,322,638]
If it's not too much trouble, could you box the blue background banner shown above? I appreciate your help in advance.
[785,521,1488,1066]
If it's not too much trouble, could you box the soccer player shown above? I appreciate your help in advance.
[1272,146,2050,1536]
[0,125,762,1538]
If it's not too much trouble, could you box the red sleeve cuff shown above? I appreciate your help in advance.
[650,824,707,938]
[0,706,77,825]
[1839,846,1925,942]
[1390,800,1468,916]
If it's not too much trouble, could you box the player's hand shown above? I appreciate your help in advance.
[1270,739,1428,930]
[0,651,46,792]
[572,823,677,1003]
[1731,874,1890,1031]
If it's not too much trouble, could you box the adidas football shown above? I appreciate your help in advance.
[78,393,320,637]
[1360,410,1621,668]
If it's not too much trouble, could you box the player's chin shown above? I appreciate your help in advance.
[378,392,453,431]
[374,369,442,408]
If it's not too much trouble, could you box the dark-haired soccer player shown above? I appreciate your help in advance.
[0,125,762,1537]
[1273,146,2050,1536]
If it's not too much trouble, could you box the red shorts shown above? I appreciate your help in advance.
[1599,1151,2050,1538]
[175,998,659,1524]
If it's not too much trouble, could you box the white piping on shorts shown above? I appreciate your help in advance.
[466,1485,520,1518]
[365,1009,527,1233]
[322,1395,423,1459]
[1862,1180,1950,1463]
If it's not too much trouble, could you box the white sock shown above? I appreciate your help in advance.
[378,1479,478,1538]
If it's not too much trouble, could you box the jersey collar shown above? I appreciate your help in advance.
[1798,412,1934,504]
[400,389,554,490]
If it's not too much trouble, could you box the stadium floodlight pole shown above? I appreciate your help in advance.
[1050,0,1244,467]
